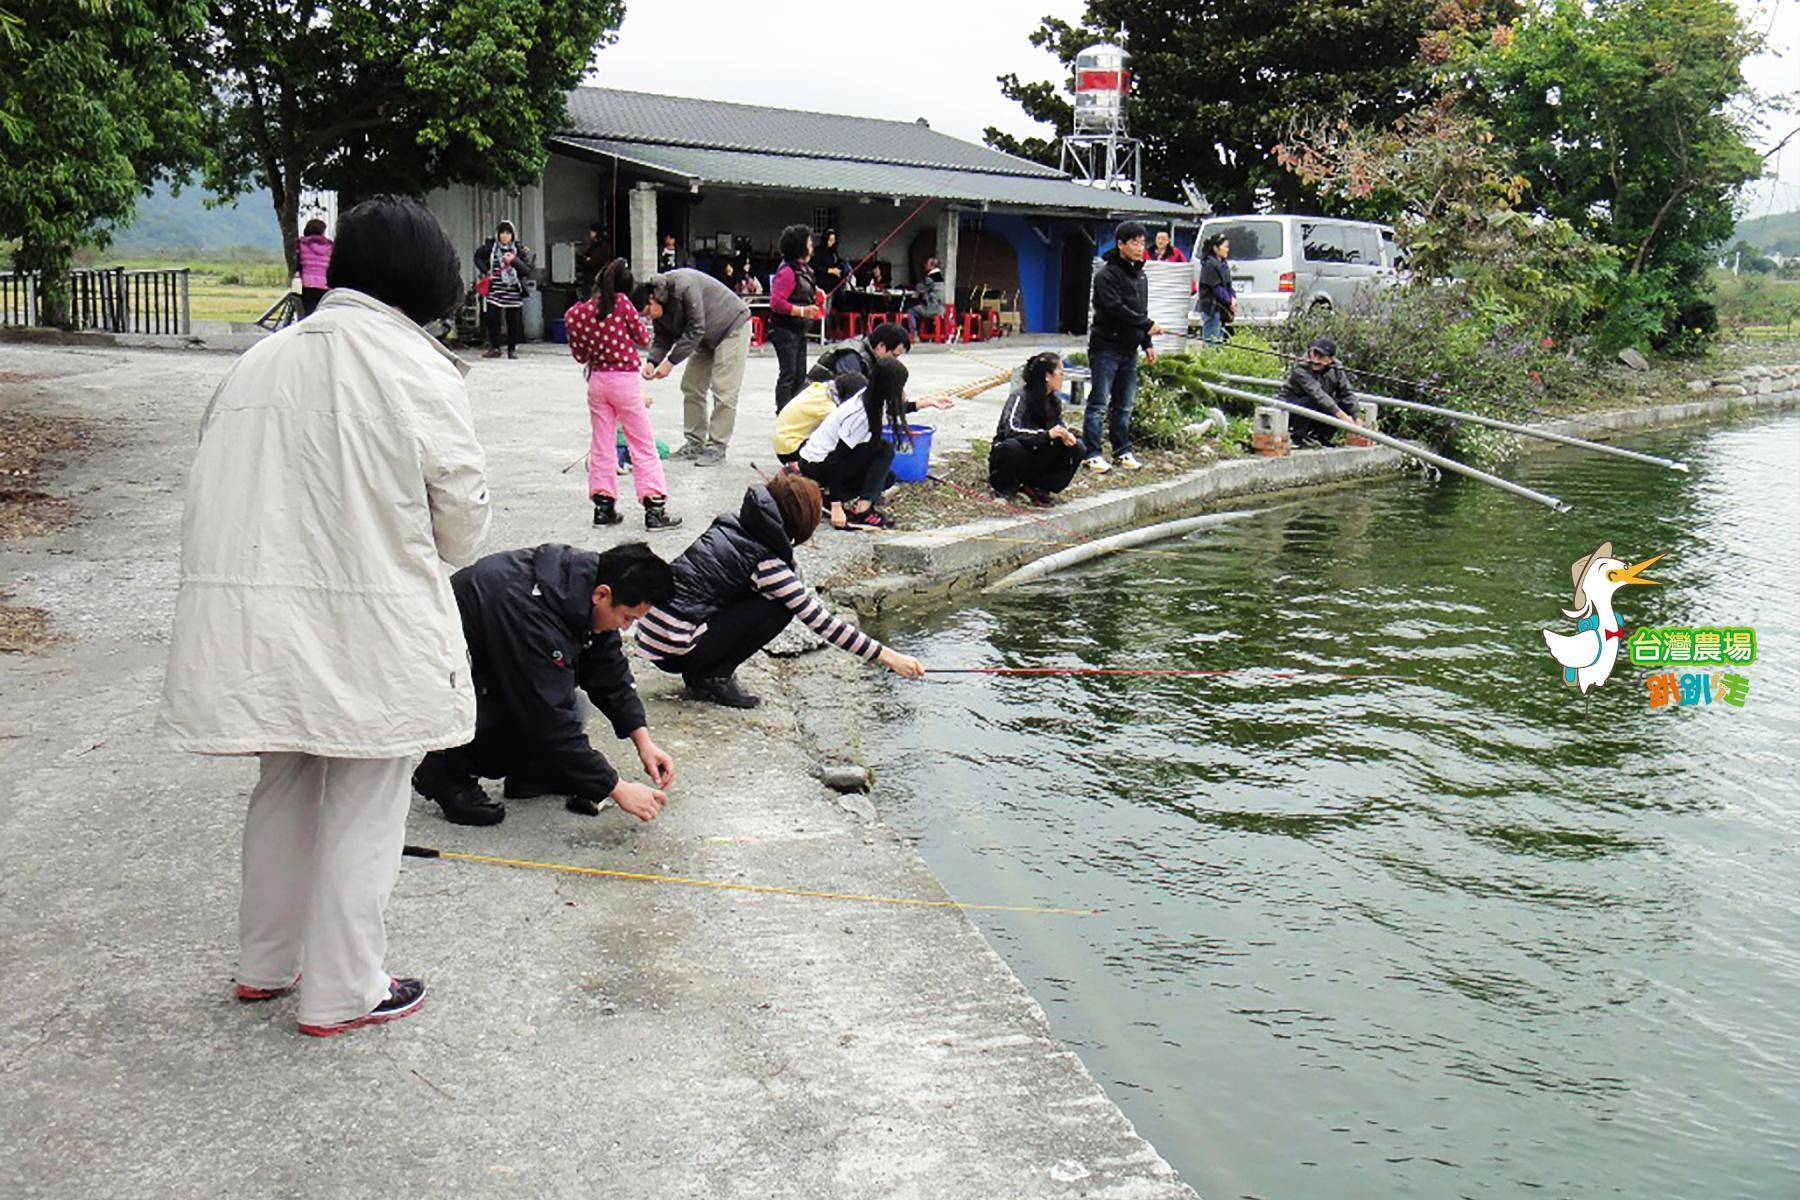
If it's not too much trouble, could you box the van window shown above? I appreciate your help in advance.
[1301,222,1348,263]
[1203,220,1283,262]
[1345,226,1381,265]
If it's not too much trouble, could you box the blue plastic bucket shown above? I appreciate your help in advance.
[882,423,934,483]
[549,317,568,344]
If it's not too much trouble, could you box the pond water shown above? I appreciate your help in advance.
[869,410,1800,1199]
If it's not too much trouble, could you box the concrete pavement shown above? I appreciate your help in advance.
[0,336,1196,1199]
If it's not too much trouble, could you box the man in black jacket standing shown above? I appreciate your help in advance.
[1277,338,1358,447]
[412,542,677,827]
[1082,221,1164,474]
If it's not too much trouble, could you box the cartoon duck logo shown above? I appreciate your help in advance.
[1541,541,1664,694]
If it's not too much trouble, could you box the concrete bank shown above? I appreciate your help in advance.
[837,366,1800,616]
[0,341,1194,1199]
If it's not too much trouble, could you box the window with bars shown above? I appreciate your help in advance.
[811,205,840,233]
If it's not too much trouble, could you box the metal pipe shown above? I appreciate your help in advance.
[1215,373,1689,474]
[1205,380,1572,513]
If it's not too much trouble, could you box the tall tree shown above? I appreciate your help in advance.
[196,1,625,273]
[983,0,1448,211]
[0,1,205,325]
[1465,0,1764,325]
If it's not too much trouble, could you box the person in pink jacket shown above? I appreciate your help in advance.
[565,257,682,531]
[297,218,333,315]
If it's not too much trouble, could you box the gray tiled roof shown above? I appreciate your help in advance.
[563,88,1067,178]
[551,135,1191,217]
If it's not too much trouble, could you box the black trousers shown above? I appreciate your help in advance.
[988,438,1084,495]
[1290,410,1338,446]
[300,287,326,316]
[655,592,794,682]
[768,325,808,412]
[484,304,523,351]
[800,438,895,505]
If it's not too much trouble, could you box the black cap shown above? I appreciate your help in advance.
[1308,338,1337,359]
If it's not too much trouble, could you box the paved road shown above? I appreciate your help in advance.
[0,337,1195,1199]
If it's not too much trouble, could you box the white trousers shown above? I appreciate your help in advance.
[238,752,414,1025]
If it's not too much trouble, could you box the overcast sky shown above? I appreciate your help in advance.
[584,0,1798,217]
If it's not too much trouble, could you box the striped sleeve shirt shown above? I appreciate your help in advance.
[635,559,883,664]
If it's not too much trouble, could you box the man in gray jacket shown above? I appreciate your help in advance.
[632,270,751,464]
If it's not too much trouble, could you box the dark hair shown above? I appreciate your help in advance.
[823,228,837,245]
[595,257,633,308]
[628,279,658,312]
[1115,220,1148,245]
[325,195,463,325]
[496,220,516,238]
[862,357,912,449]
[778,223,813,263]
[589,222,603,235]
[1021,351,1063,425]
[1202,233,1228,258]
[866,322,912,353]
[832,370,867,400]
[303,218,327,237]
[594,541,674,608]
[765,475,822,546]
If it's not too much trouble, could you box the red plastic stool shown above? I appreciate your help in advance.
[960,310,986,342]
[749,315,765,347]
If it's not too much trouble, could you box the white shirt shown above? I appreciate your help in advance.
[798,392,874,463]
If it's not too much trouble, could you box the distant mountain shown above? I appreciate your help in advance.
[1735,210,1800,257]
[99,180,283,259]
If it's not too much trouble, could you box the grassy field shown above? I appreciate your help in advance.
[1710,268,1800,338]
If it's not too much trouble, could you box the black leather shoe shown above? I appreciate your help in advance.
[592,494,622,526]
[684,671,762,709]
[413,752,505,826]
[643,495,682,530]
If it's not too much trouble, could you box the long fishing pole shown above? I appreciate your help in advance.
[1196,336,1555,420]
[1206,380,1571,512]
[930,666,1418,682]
[402,845,1096,916]
[1215,373,1690,473]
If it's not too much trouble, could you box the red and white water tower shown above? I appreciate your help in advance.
[1061,38,1143,192]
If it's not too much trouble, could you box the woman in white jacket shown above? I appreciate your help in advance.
[158,196,491,1037]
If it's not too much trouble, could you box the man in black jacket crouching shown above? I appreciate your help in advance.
[413,542,676,827]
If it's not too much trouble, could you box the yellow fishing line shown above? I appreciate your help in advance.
[412,848,1097,917]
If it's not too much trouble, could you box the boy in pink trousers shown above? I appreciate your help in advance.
[566,258,681,531]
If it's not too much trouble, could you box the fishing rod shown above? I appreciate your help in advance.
[1215,373,1690,473]
[1205,380,1571,512]
[1196,336,1554,420]
[402,844,1096,916]
[930,666,1418,682]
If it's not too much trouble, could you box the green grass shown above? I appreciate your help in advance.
[1710,269,1800,335]
[67,254,293,323]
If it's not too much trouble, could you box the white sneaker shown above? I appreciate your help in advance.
[1116,452,1144,470]
[1085,455,1112,474]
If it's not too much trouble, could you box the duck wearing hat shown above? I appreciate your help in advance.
[1541,541,1663,694]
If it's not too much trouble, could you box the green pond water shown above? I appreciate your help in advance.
[869,410,1800,1199]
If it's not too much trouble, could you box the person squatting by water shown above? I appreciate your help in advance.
[632,268,752,465]
[1278,338,1358,447]
[1084,220,1165,475]
[635,474,925,709]
[794,357,926,530]
[768,223,825,413]
[411,542,677,828]
[806,320,913,387]
[475,220,534,359]
[773,371,868,465]
[158,195,490,1038]
[564,257,681,531]
[989,351,1085,505]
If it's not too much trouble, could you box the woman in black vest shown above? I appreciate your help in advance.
[989,351,1085,503]
[768,223,822,413]
[634,473,924,708]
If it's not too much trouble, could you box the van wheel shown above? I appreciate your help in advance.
[1309,298,1333,314]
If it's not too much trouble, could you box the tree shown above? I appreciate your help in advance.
[1275,97,1617,334]
[196,1,625,273]
[983,0,1453,211]
[0,1,205,325]
[1464,0,1764,338]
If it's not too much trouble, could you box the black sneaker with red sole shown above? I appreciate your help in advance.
[297,977,427,1038]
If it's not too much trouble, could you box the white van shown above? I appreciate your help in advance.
[1189,215,1399,326]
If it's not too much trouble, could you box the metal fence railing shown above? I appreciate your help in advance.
[0,267,191,335]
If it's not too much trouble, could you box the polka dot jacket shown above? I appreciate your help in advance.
[566,293,651,373]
